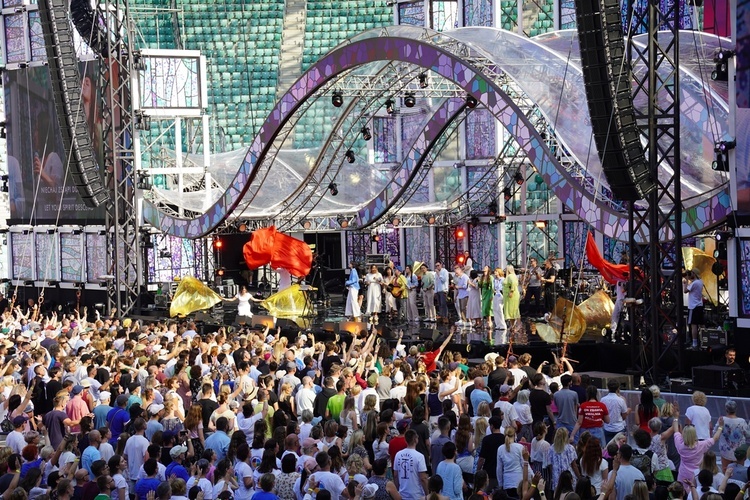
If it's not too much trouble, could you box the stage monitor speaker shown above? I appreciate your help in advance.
[466,340,490,358]
[419,328,440,340]
[373,325,396,339]
[574,0,655,201]
[579,371,633,390]
[322,321,338,333]
[250,315,276,329]
[692,365,745,390]
[339,321,368,336]
[235,315,253,326]
[276,318,301,335]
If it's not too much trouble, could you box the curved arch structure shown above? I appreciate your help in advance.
[143,26,730,240]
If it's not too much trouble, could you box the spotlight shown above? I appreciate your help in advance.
[302,220,312,230]
[715,140,736,153]
[711,51,734,82]
[418,72,428,89]
[372,234,381,243]
[328,182,338,196]
[159,250,172,259]
[535,220,547,229]
[136,173,152,190]
[455,228,465,239]
[514,171,525,185]
[465,94,478,108]
[361,126,371,141]
[385,99,394,114]
[216,267,226,277]
[214,239,223,249]
[404,92,416,108]
[237,222,248,232]
[712,154,729,172]
[457,254,466,265]
[715,231,733,242]
[427,214,436,225]
[503,187,512,201]
[390,216,400,227]
[487,199,498,216]
[142,235,154,249]
[345,150,355,163]
[338,217,349,229]
[331,90,343,108]
[0,175,7,193]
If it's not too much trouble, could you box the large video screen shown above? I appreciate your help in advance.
[3,63,107,222]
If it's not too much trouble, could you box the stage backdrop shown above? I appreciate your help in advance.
[4,63,107,223]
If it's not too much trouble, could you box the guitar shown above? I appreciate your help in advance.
[389,284,403,298]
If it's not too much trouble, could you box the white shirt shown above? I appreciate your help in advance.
[5,430,25,455]
[296,387,316,415]
[494,400,519,429]
[390,385,407,401]
[435,268,450,293]
[124,434,150,480]
[234,462,254,500]
[496,442,525,490]
[394,448,427,500]
[237,411,265,444]
[309,470,346,500]
[685,405,712,440]
[687,279,703,309]
[601,392,629,433]
[358,387,379,414]
[187,476,215,500]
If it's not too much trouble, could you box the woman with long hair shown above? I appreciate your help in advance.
[497,427,525,497]
[183,404,205,459]
[574,476,596,500]
[492,267,507,332]
[472,418,489,474]
[515,390,534,443]
[674,419,724,483]
[467,270,482,328]
[349,430,372,471]
[226,430,248,464]
[455,414,475,474]
[278,383,296,420]
[108,454,129,500]
[553,470,574,500]
[209,392,235,432]
[570,385,609,445]
[631,480,650,500]
[472,470,490,500]
[503,265,521,333]
[275,454,300,500]
[340,396,358,437]
[479,266,494,330]
[162,393,184,432]
[547,427,579,491]
[212,458,238,498]
[252,448,280,491]
[578,438,607,494]
[382,267,398,319]
[373,422,391,464]
[365,265,384,323]
[635,388,658,432]
[696,451,725,491]
[423,475,448,500]
[404,381,423,413]
[321,420,342,451]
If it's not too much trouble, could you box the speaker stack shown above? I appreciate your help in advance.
[574,0,655,201]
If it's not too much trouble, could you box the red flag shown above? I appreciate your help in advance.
[242,226,313,277]
[585,231,633,284]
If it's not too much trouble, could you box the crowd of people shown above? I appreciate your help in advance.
[0,305,744,500]
[342,252,562,333]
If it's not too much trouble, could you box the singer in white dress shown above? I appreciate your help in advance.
[365,266,383,320]
[226,285,261,317]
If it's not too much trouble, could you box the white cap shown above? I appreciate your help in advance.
[99,391,111,402]
[353,474,369,485]
[393,371,404,384]
[149,403,165,415]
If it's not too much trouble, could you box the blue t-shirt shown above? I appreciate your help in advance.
[456,274,469,299]
[81,445,102,476]
[470,388,492,413]
[93,404,112,429]
[165,461,190,482]
[436,461,463,500]
[253,492,280,500]
[135,478,161,500]
[20,458,42,479]
[106,407,130,445]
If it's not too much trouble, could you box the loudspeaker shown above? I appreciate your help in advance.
[235,315,253,326]
[276,318,301,335]
[250,315,275,329]
[339,321,368,336]
[69,0,109,56]
[579,371,633,390]
[38,0,109,207]
[575,0,655,201]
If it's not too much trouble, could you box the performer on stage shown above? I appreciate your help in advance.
[492,267,506,331]
[393,267,408,320]
[364,265,383,322]
[435,261,450,324]
[610,276,627,334]
[420,264,436,323]
[225,285,262,318]
[523,258,543,317]
[479,266,494,330]
[345,261,362,321]
[404,265,420,323]
[382,267,398,319]
[463,251,474,273]
[683,269,704,349]
[503,265,521,332]
[541,259,557,314]
[454,265,470,326]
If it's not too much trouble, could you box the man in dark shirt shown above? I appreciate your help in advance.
[320,342,342,378]
[725,348,741,369]
[477,416,505,491]
[487,356,508,391]
[196,382,219,429]
[313,376,337,419]
[81,460,107,500]
[529,373,556,428]
[570,373,587,403]
[519,353,537,381]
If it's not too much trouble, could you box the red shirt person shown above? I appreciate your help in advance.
[418,330,454,373]
[570,384,609,444]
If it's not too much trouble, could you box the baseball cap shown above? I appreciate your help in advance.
[80,379,92,388]
[508,355,517,363]
[396,420,410,432]
[116,394,129,406]
[448,362,459,370]
[302,438,317,449]
[735,444,749,461]
[149,404,165,415]
[99,391,111,402]
[363,484,379,499]
[499,384,512,394]
[393,371,404,384]
[72,385,84,395]
[353,474,368,485]
[170,445,189,458]
[12,416,27,427]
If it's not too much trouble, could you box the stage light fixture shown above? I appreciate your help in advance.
[457,254,466,265]
[535,220,547,229]
[385,99,395,114]
[455,228,465,239]
[361,126,372,141]
[371,234,381,243]
[390,216,400,227]
[418,72,428,89]
[302,219,312,230]
[715,140,736,153]
[487,199,498,216]
[715,231,732,242]
[345,150,355,163]
[465,94,478,108]
[136,173,152,190]
[503,187,512,201]
[0,175,7,193]
[514,171,525,185]
[328,182,338,196]
[0,127,6,139]
[712,154,729,172]
[237,222,248,232]
[427,214,436,225]
[338,217,349,229]
[331,90,343,107]
[214,239,223,249]
[216,267,225,277]
[711,51,734,81]
[404,92,416,108]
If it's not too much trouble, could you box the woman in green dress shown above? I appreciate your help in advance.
[503,264,521,334]
[479,265,494,330]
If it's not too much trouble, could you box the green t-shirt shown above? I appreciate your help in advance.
[326,394,346,422]
[95,495,111,500]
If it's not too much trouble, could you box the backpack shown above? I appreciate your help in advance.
[0,416,12,433]
[630,449,654,476]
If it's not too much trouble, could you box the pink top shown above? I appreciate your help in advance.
[674,432,715,483]
[65,396,89,433]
